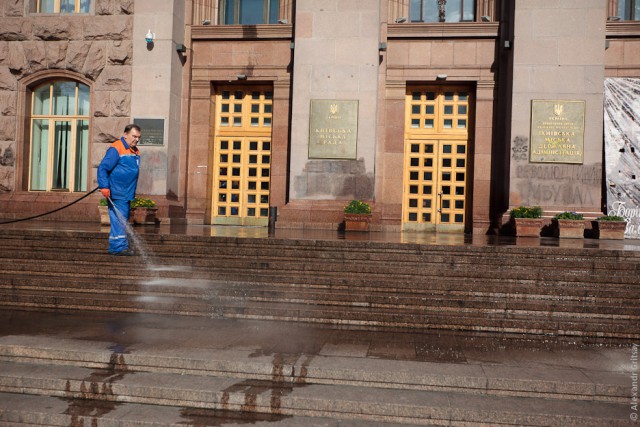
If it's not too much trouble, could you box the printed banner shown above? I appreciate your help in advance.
[604,78,640,239]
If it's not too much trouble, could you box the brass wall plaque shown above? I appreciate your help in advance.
[309,100,358,159]
[530,100,585,164]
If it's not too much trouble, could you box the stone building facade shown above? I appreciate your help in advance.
[1,0,639,237]
[0,0,184,221]
[0,0,134,217]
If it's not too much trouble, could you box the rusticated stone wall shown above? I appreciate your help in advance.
[0,0,134,193]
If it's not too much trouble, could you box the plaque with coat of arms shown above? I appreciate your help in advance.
[309,100,359,159]
[529,100,585,164]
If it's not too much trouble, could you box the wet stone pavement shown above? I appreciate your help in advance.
[0,307,636,425]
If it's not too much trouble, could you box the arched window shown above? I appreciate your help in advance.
[29,80,90,192]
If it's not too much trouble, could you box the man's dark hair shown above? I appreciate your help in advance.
[124,124,141,133]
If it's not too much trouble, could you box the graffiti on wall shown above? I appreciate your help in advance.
[511,136,528,161]
[511,132,601,206]
[514,162,602,206]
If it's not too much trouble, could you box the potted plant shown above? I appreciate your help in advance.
[343,200,372,231]
[129,196,159,225]
[593,214,626,240]
[98,198,110,226]
[552,211,585,238]
[510,206,543,237]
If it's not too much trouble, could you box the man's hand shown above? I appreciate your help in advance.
[100,188,111,198]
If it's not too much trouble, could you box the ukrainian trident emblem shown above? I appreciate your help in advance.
[553,103,564,116]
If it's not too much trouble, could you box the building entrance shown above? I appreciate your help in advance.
[211,86,273,225]
[403,86,472,232]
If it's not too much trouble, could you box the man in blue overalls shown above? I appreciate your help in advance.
[97,124,141,255]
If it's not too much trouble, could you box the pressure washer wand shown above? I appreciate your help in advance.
[106,196,129,225]
[107,196,123,218]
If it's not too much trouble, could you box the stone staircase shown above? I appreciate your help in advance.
[0,228,638,339]
[0,227,637,425]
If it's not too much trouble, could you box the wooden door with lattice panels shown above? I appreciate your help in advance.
[211,86,273,225]
[403,86,473,232]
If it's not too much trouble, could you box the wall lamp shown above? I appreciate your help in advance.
[237,74,247,80]
[436,74,447,80]
[202,19,211,25]
[481,15,491,22]
[395,17,407,23]
[145,29,155,44]
[176,44,187,53]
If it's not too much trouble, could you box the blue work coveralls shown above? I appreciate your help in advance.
[97,138,140,254]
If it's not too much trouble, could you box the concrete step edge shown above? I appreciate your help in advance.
[3,251,630,271]
[0,392,367,427]
[1,303,638,341]
[0,364,630,426]
[2,263,639,287]
[5,265,640,299]
[0,341,629,402]
[3,230,638,259]
[0,294,637,320]
[0,289,640,328]
[3,246,639,270]
[3,284,639,316]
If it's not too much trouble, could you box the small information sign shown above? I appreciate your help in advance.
[134,118,165,146]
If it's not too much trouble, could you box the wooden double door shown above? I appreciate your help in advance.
[403,86,473,232]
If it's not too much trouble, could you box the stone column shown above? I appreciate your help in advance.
[288,0,380,203]
[131,0,185,198]
[473,80,496,234]
[184,80,212,223]
[507,0,607,216]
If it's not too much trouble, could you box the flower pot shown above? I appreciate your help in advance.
[553,219,585,238]
[98,205,110,226]
[593,220,626,240]
[344,213,371,231]
[130,207,159,225]
[513,218,543,237]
